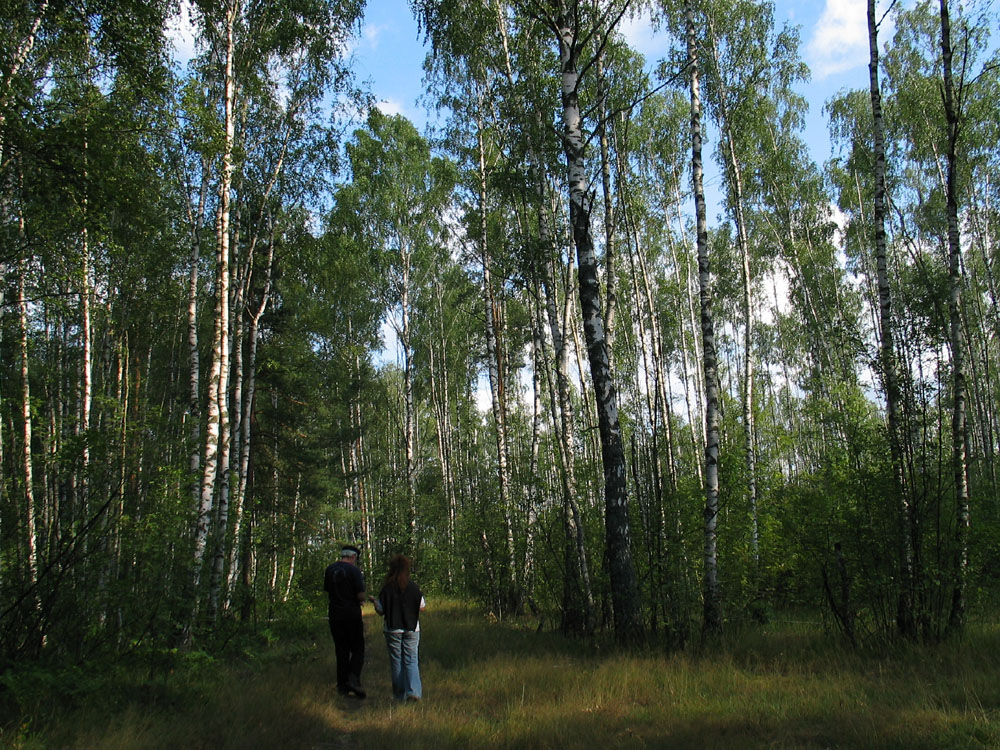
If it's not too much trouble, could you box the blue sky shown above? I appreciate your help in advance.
[344,0,889,377]
[168,0,959,172]
[351,0,891,167]
[344,0,905,238]
[165,0,994,386]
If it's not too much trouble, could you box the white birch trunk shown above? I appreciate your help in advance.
[222,126,289,607]
[669,171,706,487]
[939,0,970,632]
[188,157,208,517]
[556,2,640,639]
[540,188,596,633]
[706,26,759,570]
[18,241,39,596]
[686,0,722,636]
[428,298,457,586]
[597,49,617,353]
[399,239,418,545]
[80,225,92,514]
[868,0,914,637]
[283,473,300,602]
[189,3,237,631]
[477,118,517,600]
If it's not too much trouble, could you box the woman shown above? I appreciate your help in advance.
[375,554,425,701]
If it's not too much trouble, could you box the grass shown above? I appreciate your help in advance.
[2,604,999,749]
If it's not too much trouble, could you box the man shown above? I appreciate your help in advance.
[324,544,374,697]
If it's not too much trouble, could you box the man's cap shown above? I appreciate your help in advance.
[341,544,361,558]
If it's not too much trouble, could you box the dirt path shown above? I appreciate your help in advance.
[309,614,401,750]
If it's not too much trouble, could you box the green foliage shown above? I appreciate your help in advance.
[3,0,1000,697]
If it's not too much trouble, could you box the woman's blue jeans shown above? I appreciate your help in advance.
[384,630,421,700]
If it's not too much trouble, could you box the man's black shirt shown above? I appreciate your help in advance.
[324,560,365,621]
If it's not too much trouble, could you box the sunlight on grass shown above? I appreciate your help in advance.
[5,604,999,749]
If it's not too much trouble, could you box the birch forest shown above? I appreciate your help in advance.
[2,0,1000,663]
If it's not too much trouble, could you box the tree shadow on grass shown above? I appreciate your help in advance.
[22,610,1000,749]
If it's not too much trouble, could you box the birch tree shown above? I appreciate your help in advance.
[547,0,642,641]
[341,111,455,551]
[867,0,915,639]
[937,0,969,633]
[682,0,723,637]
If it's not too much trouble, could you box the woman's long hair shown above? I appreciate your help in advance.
[384,554,411,592]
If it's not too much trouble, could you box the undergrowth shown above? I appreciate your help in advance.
[2,602,998,749]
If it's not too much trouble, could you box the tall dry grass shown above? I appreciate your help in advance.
[5,603,999,749]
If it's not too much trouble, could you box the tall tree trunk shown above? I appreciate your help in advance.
[188,156,208,524]
[939,0,970,633]
[617,121,677,496]
[283,472,300,602]
[525,290,545,603]
[18,229,39,604]
[686,0,722,637]
[668,170,706,488]
[220,124,289,610]
[597,47,617,353]
[429,281,458,587]
[188,3,236,635]
[709,23,760,576]
[223,128,286,604]
[706,25,759,577]
[347,362,372,571]
[868,0,915,638]
[0,0,48,168]
[477,116,517,605]
[556,4,641,641]
[79,223,92,523]
[970,185,1000,516]
[540,198,595,633]
[400,240,417,548]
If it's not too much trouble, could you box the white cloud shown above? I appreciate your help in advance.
[618,9,670,63]
[375,98,408,118]
[759,265,792,326]
[376,315,400,369]
[166,0,199,65]
[339,22,384,58]
[363,23,384,50]
[806,0,868,78]
[476,373,492,413]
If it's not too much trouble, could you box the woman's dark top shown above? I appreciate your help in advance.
[378,580,423,632]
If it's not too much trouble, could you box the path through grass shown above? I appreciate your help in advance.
[5,603,1000,748]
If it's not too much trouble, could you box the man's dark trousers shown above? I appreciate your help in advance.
[330,616,364,692]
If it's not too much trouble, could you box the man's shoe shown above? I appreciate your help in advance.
[348,679,366,698]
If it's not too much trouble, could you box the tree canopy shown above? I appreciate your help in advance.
[2,0,1000,660]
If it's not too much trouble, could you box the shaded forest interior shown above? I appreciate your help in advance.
[2,0,1000,707]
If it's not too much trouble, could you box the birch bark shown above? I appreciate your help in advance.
[540,197,596,633]
[706,25,758,570]
[189,0,237,633]
[477,117,518,604]
[18,231,39,598]
[187,157,209,519]
[939,0,970,632]
[686,0,722,637]
[555,1,640,639]
[400,237,418,546]
[867,0,914,637]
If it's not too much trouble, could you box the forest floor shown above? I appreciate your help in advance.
[3,602,1000,749]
